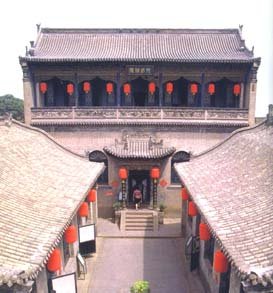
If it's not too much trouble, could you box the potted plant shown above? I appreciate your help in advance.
[113,201,121,224]
[158,203,166,224]
[130,280,150,293]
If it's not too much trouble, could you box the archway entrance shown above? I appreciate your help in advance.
[128,170,151,204]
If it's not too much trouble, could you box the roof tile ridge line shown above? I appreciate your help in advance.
[40,27,240,34]
[236,28,254,57]
[11,119,87,160]
[34,27,43,50]
[191,119,266,159]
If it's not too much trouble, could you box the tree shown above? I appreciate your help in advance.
[0,95,24,121]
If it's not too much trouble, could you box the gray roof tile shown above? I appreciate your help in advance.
[0,119,104,285]
[104,135,175,159]
[20,28,257,63]
[175,116,273,287]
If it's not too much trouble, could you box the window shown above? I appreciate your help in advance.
[89,151,108,184]
[204,236,215,266]
[171,151,190,184]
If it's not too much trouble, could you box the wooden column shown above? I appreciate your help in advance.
[152,179,158,210]
[159,73,163,106]
[116,70,121,106]
[74,73,79,107]
[239,82,244,108]
[121,179,126,209]
[200,73,205,107]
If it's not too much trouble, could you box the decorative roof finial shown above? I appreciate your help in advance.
[239,24,243,33]
[36,23,41,33]
[251,46,254,54]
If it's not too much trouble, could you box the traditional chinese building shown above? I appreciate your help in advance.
[19,27,261,217]
[175,105,273,293]
[0,117,103,292]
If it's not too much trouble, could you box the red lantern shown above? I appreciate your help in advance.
[150,167,160,179]
[78,202,88,217]
[67,83,74,95]
[199,223,211,241]
[188,201,198,217]
[214,250,229,273]
[119,167,128,180]
[208,83,215,95]
[64,225,77,244]
[39,82,47,94]
[87,189,96,202]
[149,82,156,95]
[166,82,173,94]
[233,84,241,96]
[123,83,131,95]
[181,187,189,201]
[47,248,61,272]
[106,82,113,94]
[83,82,91,94]
[190,83,198,95]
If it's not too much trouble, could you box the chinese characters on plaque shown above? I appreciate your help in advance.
[127,66,153,75]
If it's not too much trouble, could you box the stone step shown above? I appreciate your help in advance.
[120,210,157,232]
[126,219,153,223]
[126,218,153,222]
[126,222,153,226]
[126,228,154,231]
[126,214,153,218]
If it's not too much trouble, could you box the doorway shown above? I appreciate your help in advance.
[131,77,149,106]
[128,170,151,204]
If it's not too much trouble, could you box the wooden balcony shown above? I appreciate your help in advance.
[30,107,249,127]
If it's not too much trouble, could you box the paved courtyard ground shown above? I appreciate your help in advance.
[87,237,205,293]
[76,218,206,293]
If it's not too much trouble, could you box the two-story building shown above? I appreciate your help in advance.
[20,27,261,217]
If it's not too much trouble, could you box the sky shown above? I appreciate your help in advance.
[0,0,272,117]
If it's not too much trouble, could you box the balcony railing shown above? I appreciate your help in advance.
[30,106,249,125]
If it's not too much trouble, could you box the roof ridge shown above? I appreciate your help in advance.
[41,27,240,34]
[192,119,267,159]
[11,119,87,160]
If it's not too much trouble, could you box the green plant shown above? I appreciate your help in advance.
[159,203,166,212]
[130,280,150,293]
[113,201,121,210]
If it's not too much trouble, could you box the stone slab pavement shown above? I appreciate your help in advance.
[77,218,205,292]
[86,237,205,293]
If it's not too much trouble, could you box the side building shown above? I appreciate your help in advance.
[19,27,261,217]
[0,117,104,292]
[175,105,273,293]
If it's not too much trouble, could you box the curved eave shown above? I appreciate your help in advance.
[175,177,273,288]
[104,147,176,159]
[19,56,257,64]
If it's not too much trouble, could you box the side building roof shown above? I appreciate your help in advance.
[175,106,273,289]
[20,28,259,63]
[0,118,104,286]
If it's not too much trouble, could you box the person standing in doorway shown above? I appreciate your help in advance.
[133,186,142,210]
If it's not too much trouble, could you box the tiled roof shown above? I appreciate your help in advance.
[20,28,258,63]
[104,136,175,159]
[175,109,273,288]
[0,118,104,286]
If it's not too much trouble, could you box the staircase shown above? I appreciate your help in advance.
[120,210,158,232]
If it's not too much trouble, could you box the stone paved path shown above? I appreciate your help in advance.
[88,237,205,293]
